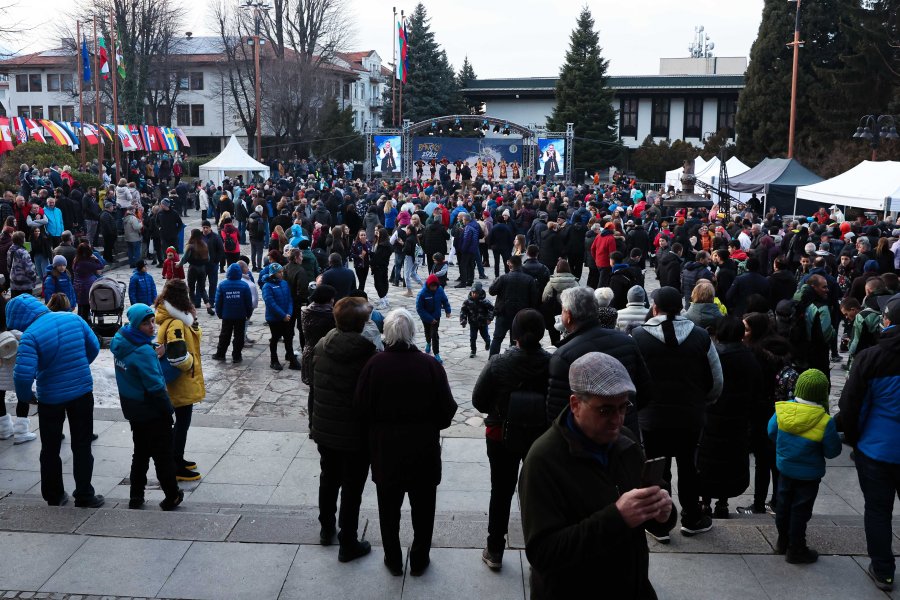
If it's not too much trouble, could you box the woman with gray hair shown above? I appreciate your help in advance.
[354,308,458,577]
[593,287,618,329]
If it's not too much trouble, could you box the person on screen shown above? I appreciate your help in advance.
[380,141,396,173]
[543,144,560,179]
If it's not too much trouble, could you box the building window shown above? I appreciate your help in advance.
[717,97,738,138]
[30,106,43,119]
[15,74,28,92]
[61,74,74,93]
[190,72,203,90]
[191,104,204,126]
[651,98,670,137]
[17,106,29,118]
[48,106,61,120]
[684,97,703,138]
[619,98,638,137]
[47,74,61,92]
[177,72,189,90]
[29,74,41,92]
[176,104,190,125]
[157,105,171,124]
[62,105,75,121]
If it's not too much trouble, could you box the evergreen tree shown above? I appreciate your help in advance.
[381,3,463,125]
[315,98,365,160]
[546,7,621,170]
[457,56,482,115]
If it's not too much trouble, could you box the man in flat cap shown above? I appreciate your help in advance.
[519,352,676,599]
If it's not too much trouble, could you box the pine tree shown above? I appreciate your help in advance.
[315,98,365,160]
[381,3,463,126]
[546,7,621,170]
[457,56,482,115]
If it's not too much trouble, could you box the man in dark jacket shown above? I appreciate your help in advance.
[456,213,481,288]
[537,222,564,271]
[608,251,642,310]
[321,252,356,300]
[656,241,683,291]
[99,202,118,263]
[768,256,797,309]
[310,297,377,562]
[201,220,225,298]
[712,249,738,303]
[156,198,183,255]
[488,255,539,356]
[632,286,723,540]
[726,256,771,317]
[212,263,254,362]
[522,245,551,292]
[520,351,676,599]
[681,250,715,309]
[82,187,101,246]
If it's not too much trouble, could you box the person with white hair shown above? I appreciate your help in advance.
[593,287,618,329]
[617,285,650,334]
[354,308,458,577]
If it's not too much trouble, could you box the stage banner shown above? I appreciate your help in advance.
[374,135,401,173]
[537,138,564,178]
[412,137,522,168]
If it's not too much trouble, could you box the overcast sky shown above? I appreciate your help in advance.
[6,0,764,77]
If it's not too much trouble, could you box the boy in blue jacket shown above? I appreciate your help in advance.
[128,260,158,306]
[212,263,254,363]
[42,255,76,310]
[416,273,451,364]
[768,368,842,564]
[110,304,182,511]
[261,263,298,371]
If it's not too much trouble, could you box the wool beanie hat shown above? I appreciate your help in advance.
[52,255,67,268]
[794,369,830,410]
[126,303,155,326]
[626,285,646,305]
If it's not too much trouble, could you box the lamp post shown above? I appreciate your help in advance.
[242,0,270,160]
[852,115,899,161]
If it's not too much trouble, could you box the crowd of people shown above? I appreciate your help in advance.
[2,158,900,596]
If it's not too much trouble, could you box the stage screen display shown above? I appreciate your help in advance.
[537,138,564,178]
[374,135,401,173]
[412,137,523,179]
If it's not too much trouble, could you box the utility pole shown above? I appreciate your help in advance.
[392,6,397,127]
[109,9,121,177]
[787,0,802,158]
[93,17,103,180]
[77,20,85,167]
[243,0,270,160]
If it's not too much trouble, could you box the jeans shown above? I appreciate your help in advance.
[855,449,900,579]
[486,438,521,554]
[130,416,179,500]
[404,255,422,289]
[376,483,437,571]
[238,220,247,244]
[127,241,141,266]
[38,393,95,504]
[474,248,486,278]
[217,319,246,359]
[469,324,491,352]
[775,475,820,547]
[187,266,210,307]
[84,220,98,247]
[205,264,219,303]
[422,318,440,354]
[391,250,403,284]
[642,428,703,523]
[34,254,49,280]
[489,314,514,356]
[268,321,295,361]
[250,240,264,270]
[317,445,369,545]
[172,404,193,462]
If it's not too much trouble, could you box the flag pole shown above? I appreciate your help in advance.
[398,10,404,129]
[77,20,86,168]
[93,17,104,184]
[108,8,121,177]
[391,6,396,127]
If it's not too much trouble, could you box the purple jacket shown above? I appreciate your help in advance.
[73,257,103,306]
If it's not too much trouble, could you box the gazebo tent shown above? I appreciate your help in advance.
[796,161,900,214]
[664,156,708,192]
[198,136,271,186]
[729,158,823,216]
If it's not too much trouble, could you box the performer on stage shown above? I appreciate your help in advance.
[475,158,484,179]
[486,158,495,180]
[414,159,425,180]
[379,140,397,173]
[543,144,559,180]
[453,159,463,182]
[429,158,437,179]
[498,159,508,180]
[511,161,520,180]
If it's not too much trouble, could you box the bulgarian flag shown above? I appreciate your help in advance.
[98,36,110,79]
[115,33,126,79]
[396,21,407,83]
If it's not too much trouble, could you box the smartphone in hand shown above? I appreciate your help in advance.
[641,457,666,488]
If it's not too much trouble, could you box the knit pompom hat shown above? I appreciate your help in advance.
[794,369,830,410]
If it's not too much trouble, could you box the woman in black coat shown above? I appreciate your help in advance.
[697,316,761,518]
[420,216,449,274]
[488,213,514,278]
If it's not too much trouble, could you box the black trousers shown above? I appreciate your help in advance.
[205,264,219,301]
[217,318,246,359]
[355,266,369,291]
[268,320,295,361]
[372,265,389,299]
[0,390,29,417]
[376,483,437,571]
[130,416,179,500]
[102,234,116,263]
[489,314,514,356]
[39,393,95,504]
[469,324,491,352]
[750,418,779,508]
[775,475,820,547]
[598,266,612,288]
[459,252,475,285]
[486,438,521,554]
[586,265,600,289]
[492,248,511,278]
[317,445,370,545]
[641,428,702,523]
[422,319,440,354]
[188,266,209,307]
[172,404,193,462]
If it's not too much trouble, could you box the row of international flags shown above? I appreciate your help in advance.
[0,117,189,155]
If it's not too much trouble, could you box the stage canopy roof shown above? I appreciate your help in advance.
[198,136,270,186]
[796,161,900,213]
[729,158,823,215]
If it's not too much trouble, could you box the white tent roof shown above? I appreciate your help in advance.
[796,161,900,212]
[664,156,708,191]
[198,136,270,185]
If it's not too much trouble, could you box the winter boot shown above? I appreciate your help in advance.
[13,418,36,444]
[287,356,302,371]
[0,414,12,440]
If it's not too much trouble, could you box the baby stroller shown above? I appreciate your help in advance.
[89,276,127,342]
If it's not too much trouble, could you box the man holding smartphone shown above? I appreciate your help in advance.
[519,352,676,599]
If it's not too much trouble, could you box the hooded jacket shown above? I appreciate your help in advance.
[8,294,99,404]
[656,250,682,290]
[459,287,495,328]
[128,269,158,306]
[684,301,724,333]
[768,399,841,480]
[0,330,20,391]
[590,229,617,270]
[262,276,293,322]
[680,261,714,303]
[155,301,205,406]
[215,263,254,320]
[416,280,451,324]
[42,266,77,308]
[110,323,173,422]
[7,244,37,293]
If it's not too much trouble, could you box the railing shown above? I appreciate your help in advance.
[369,71,385,83]
[368,97,383,109]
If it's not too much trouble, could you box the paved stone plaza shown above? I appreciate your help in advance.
[0,212,895,599]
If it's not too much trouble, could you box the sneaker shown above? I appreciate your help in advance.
[181,458,198,471]
[867,563,894,591]
[481,547,502,571]
[74,495,105,508]
[176,467,201,481]
[737,503,769,515]
[680,515,713,537]
[424,343,431,355]
[319,526,336,546]
[785,545,819,564]
[128,497,145,509]
[206,307,215,316]
[469,351,476,358]
[774,534,787,555]
[645,530,670,545]
[212,354,226,361]
[434,353,443,364]
[270,360,283,371]
[713,505,730,519]
[338,540,372,563]
[160,490,184,511]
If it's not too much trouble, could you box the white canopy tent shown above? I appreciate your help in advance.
[198,136,271,186]
[664,156,708,192]
[796,160,900,213]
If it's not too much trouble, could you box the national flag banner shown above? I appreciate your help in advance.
[396,21,407,83]
[99,124,116,142]
[40,120,76,147]
[129,124,145,150]
[81,37,92,82]
[97,37,110,79]
[142,125,162,151]
[174,127,190,147]
[10,118,28,143]
[0,118,15,154]
[12,118,46,143]
[78,122,99,145]
[117,125,138,151]
[115,33,126,79]
[161,127,179,151]
[402,22,409,83]
[59,122,81,147]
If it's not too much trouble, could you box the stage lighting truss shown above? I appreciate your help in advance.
[429,121,437,135]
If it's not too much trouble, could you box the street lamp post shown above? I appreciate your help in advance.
[242,0,270,161]
[852,115,899,161]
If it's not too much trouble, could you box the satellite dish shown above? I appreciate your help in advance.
[708,42,715,50]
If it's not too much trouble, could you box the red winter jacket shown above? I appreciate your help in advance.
[591,229,617,270]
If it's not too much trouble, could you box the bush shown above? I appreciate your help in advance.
[70,170,102,191]
[0,142,80,186]
[184,156,216,179]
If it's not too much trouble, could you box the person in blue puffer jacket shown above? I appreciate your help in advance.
[261,263,298,371]
[109,303,182,511]
[416,273,451,364]
[212,262,254,362]
[42,255,76,310]
[7,293,102,508]
[128,259,158,306]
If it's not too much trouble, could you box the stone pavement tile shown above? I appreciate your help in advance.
[439,461,491,492]
[243,417,308,433]
[203,454,293,486]
[648,525,774,554]
[648,554,767,599]
[364,518,488,549]
[0,505,92,533]
[0,532,86,591]
[88,422,135,448]
[440,438,487,463]
[435,490,493,515]
[267,486,318,507]
[228,430,305,459]
[744,554,888,599]
[227,514,322,544]
[759,524,899,556]
[158,541,297,600]
[75,508,238,542]
[811,494,862,516]
[0,438,71,469]
[0,471,41,492]
[293,437,319,460]
[400,547,524,600]
[275,457,320,488]
[183,427,243,455]
[279,544,404,600]
[851,556,899,598]
[188,482,275,505]
[105,485,186,506]
[40,536,190,597]
[26,475,123,499]
[62,445,133,478]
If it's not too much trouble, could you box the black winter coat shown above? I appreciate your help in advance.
[421,222,450,257]
[489,269,539,318]
[522,258,551,292]
[300,304,335,386]
[537,229,564,270]
[656,250,682,290]
[472,346,550,428]
[726,272,770,317]
[768,269,797,309]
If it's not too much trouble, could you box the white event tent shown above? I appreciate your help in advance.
[198,136,271,186]
[664,156,708,192]
[795,161,900,213]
